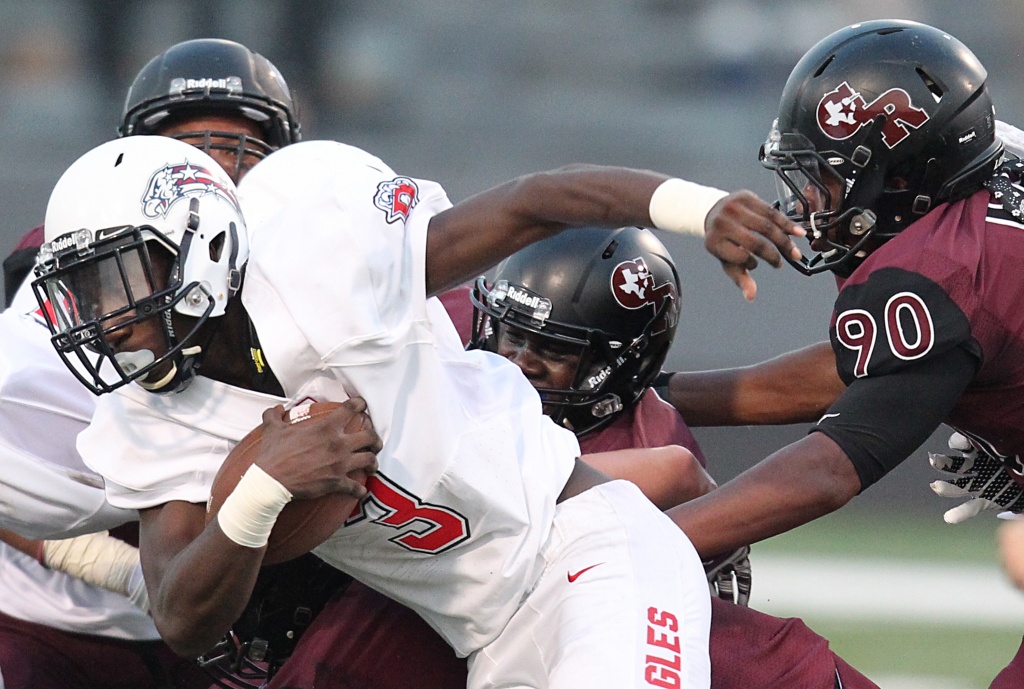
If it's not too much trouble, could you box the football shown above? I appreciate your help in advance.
[206,400,369,565]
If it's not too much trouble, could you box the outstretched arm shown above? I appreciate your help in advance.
[661,341,844,426]
[582,445,716,511]
[424,165,803,297]
[667,432,861,558]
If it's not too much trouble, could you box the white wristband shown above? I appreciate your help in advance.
[216,464,293,549]
[649,178,729,237]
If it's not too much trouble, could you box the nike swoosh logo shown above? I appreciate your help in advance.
[817,412,840,424]
[567,563,604,583]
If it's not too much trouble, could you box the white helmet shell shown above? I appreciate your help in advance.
[43,135,247,318]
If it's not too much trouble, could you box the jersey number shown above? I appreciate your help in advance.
[835,291,934,377]
[347,473,471,554]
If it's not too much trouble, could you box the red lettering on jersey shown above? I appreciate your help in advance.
[817,81,930,149]
[647,627,681,654]
[644,606,682,688]
[647,606,679,632]
[645,663,681,689]
[345,473,470,554]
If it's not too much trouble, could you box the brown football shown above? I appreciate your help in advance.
[206,400,368,565]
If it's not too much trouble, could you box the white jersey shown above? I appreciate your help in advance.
[0,298,158,640]
[82,141,580,657]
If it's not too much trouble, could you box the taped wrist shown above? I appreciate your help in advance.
[649,178,729,237]
[126,561,150,612]
[216,464,293,548]
[42,531,142,600]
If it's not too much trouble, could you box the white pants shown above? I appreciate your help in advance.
[468,480,711,689]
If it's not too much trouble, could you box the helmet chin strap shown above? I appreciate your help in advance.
[808,211,825,241]
[130,345,203,393]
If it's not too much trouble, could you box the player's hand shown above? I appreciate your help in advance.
[929,431,1024,524]
[256,399,381,500]
[704,191,805,302]
[703,544,752,606]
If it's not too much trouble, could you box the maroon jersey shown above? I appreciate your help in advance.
[436,284,474,347]
[579,388,708,467]
[821,188,1024,485]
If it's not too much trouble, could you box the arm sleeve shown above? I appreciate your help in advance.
[812,344,977,490]
[0,437,137,538]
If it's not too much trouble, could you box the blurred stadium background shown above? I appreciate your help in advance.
[1,1,1021,686]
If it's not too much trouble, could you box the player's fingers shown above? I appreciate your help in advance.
[706,239,759,272]
[930,480,973,498]
[337,475,369,498]
[747,204,804,266]
[929,452,973,474]
[730,200,804,266]
[944,498,993,525]
[707,214,781,268]
[719,261,758,301]
[350,427,383,454]
[262,404,288,426]
[948,431,973,452]
[341,396,368,417]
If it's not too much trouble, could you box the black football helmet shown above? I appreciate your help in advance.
[471,226,680,435]
[119,38,300,181]
[760,20,1002,276]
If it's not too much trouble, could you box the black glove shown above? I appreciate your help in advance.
[703,545,752,606]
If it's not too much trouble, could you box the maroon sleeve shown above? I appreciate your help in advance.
[436,284,474,347]
[578,389,707,467]
[268,582,467,689]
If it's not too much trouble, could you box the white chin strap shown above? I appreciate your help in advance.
[137,364,180,392]
[808,211,824,240]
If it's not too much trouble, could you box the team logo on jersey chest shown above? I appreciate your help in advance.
[374,176,419,223]
[140,161,239,219]
[610,257,677,333]
[817,81,930,149]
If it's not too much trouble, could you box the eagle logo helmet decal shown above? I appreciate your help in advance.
[141,161,239,219]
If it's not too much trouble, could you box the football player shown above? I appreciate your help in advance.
[655,19,1024,689]
[0,250,209,689]
[0,38,301,689]
[472,226,877,689]
[32,132,802,689]
[266,227,879,689]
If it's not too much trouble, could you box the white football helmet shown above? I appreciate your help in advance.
[33,136,247,394]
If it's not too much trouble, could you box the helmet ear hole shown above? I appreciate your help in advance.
[209,231,226,262]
